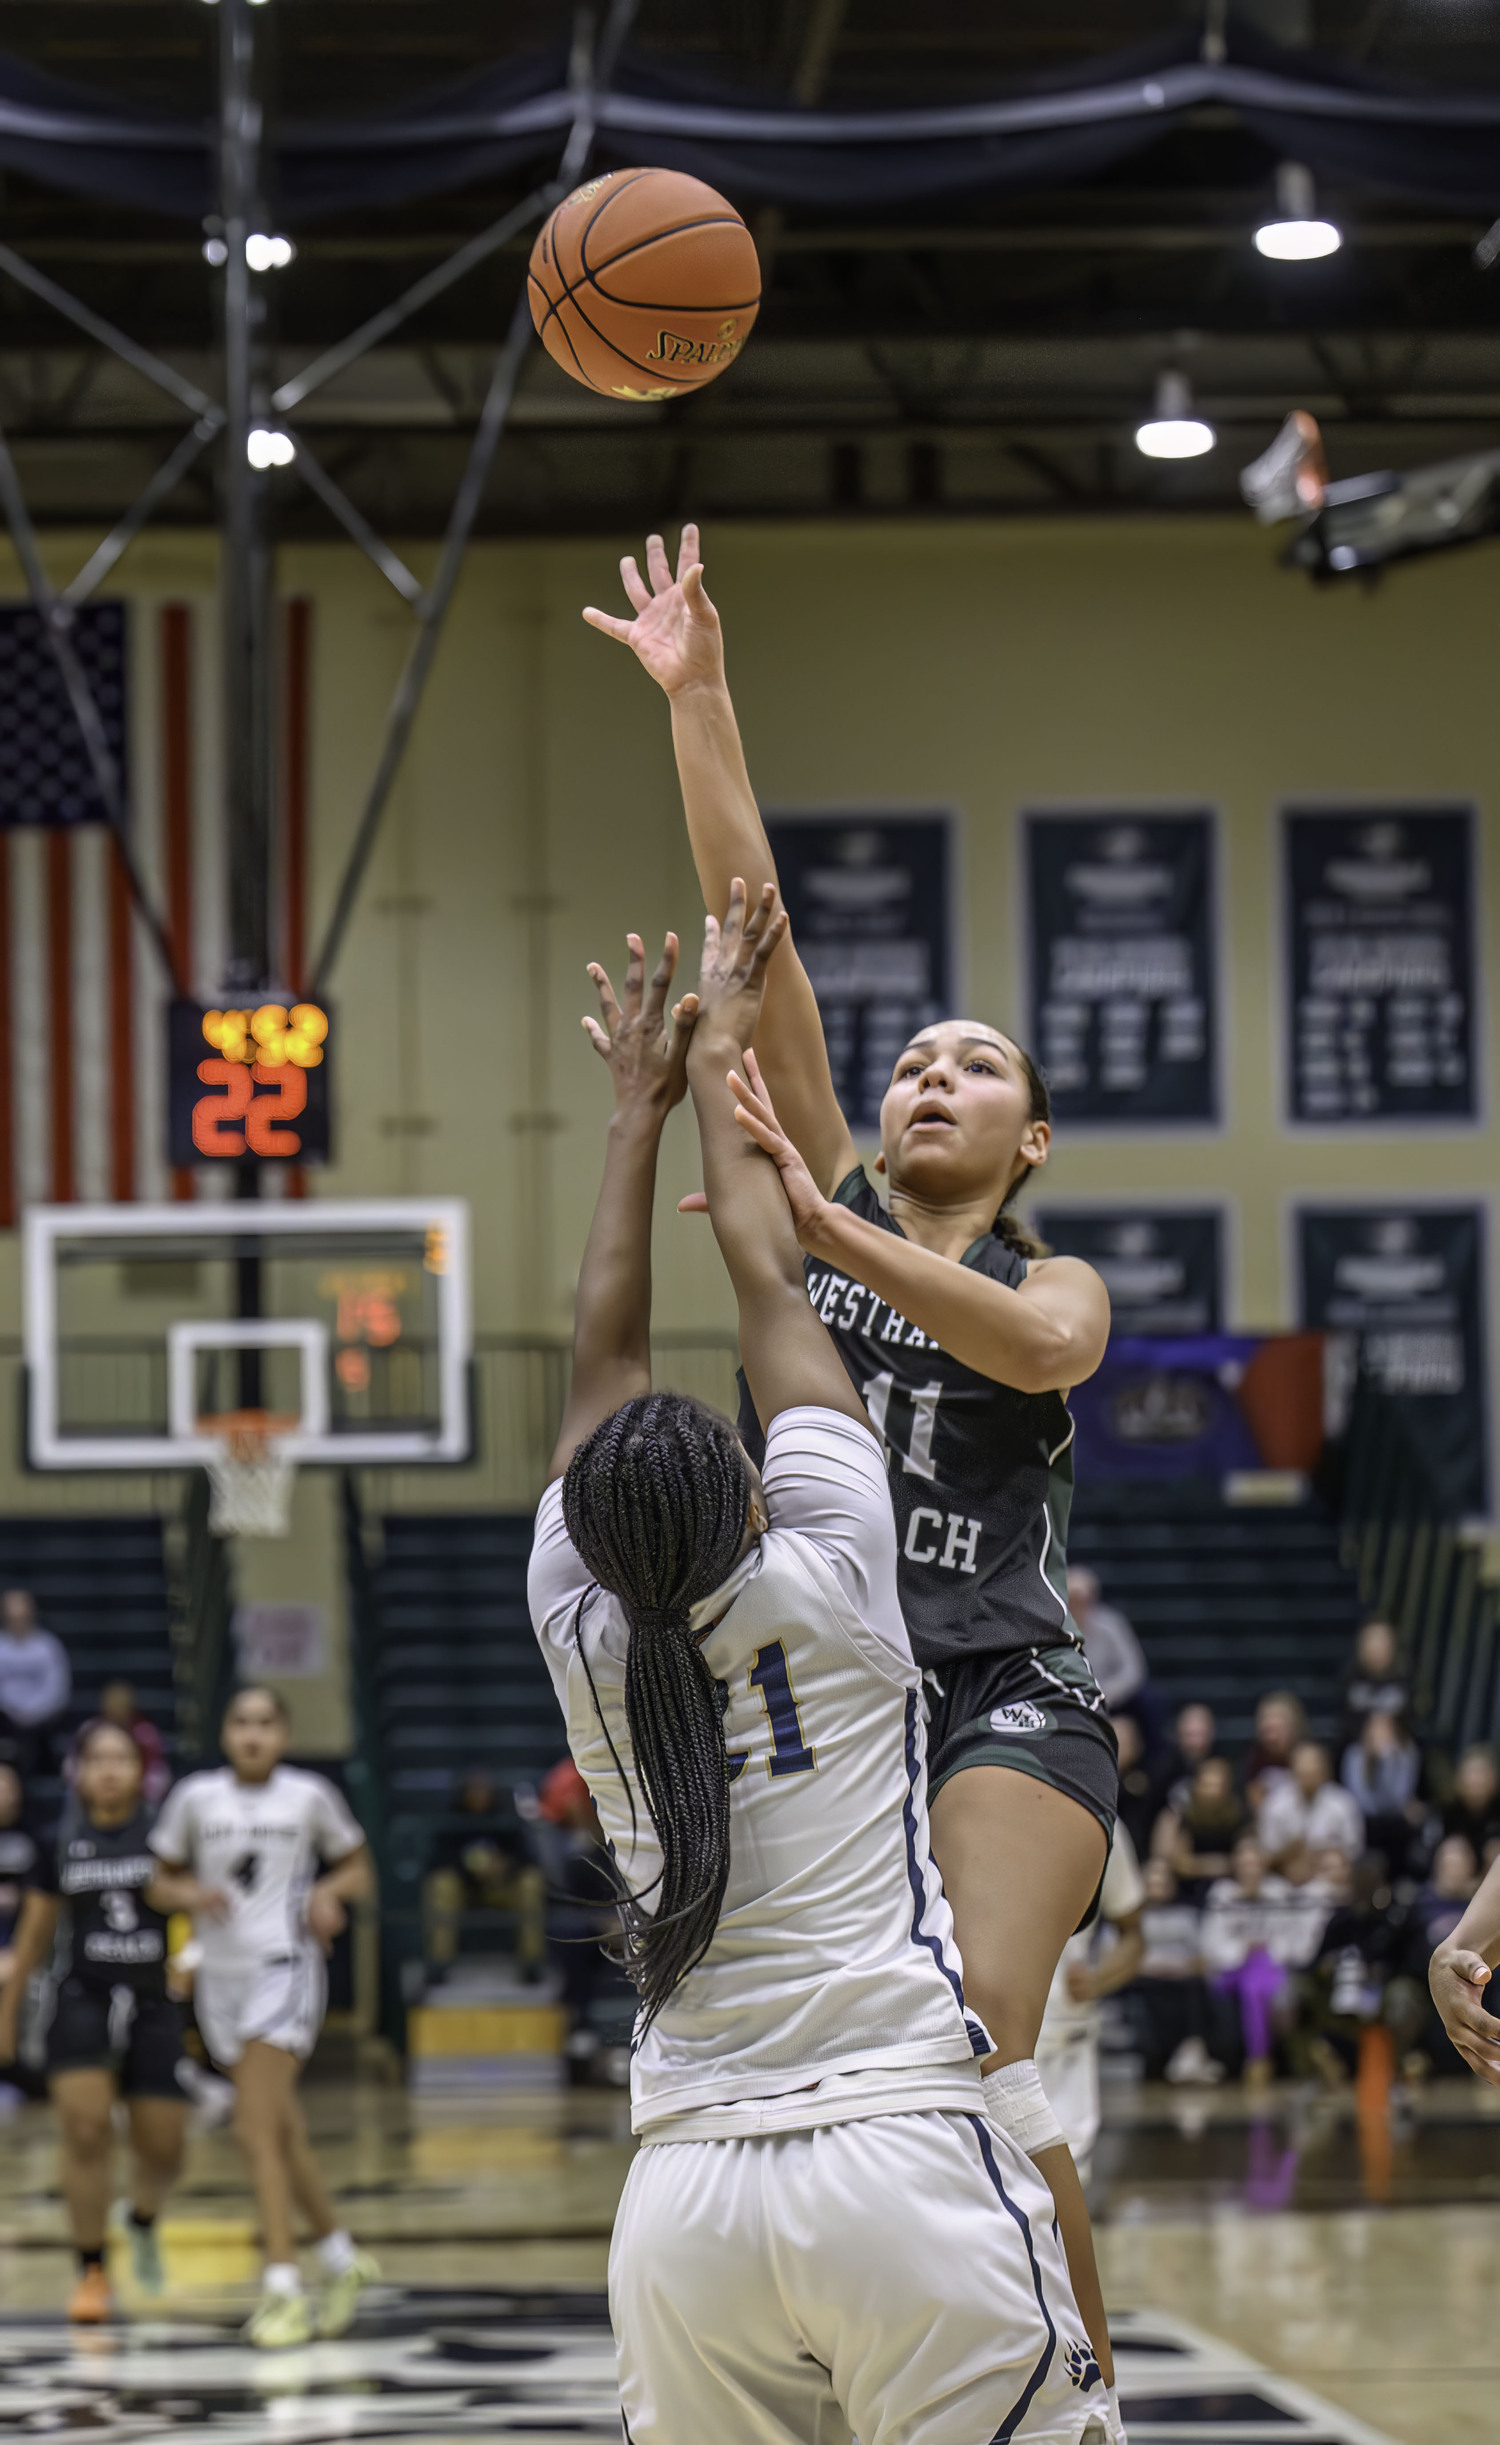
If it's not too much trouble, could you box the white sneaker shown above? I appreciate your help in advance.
[1165,2034,1224,2086]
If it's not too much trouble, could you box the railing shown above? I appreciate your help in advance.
[1339,1373,1500,1755]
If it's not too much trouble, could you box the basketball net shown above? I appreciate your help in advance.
[199,1410,299,1539]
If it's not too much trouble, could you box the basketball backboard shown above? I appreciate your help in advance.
[24,1198,471,1470]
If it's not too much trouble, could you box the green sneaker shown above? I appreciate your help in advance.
[317,2248,381,2338]
[245,2286,315,2349]
[110,2200,165,2296]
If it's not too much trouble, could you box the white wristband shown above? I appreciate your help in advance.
[982,2058,1065,2157]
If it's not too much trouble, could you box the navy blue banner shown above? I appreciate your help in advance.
[767,810,952,1136]
[1038,1208,1223,1333]
[1026,810,1217,1125]
[1285,809,1476,1124]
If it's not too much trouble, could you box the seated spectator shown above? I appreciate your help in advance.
[532,1758,622,2082]
[1241,1690,1307,1810]
[1125,1855,1224,2085]
[423,1769,545,1983]
[0,1764,38,1985]
[0,1590,70,1779]
[1340,1711,1423,1876]
[1441,1744,1500,1867]
[1259,1739,1365,1880]
[1342,1617,1411,1750]
[1111,1711,1172,1863]
[67,1679,169,1807]
[1156,1755,1249,1899]
[1292,1848,1406,2084]
[1165,1702,1218,1813]
[1201,1832,1324,2085]
[1067,1565,1149,1714]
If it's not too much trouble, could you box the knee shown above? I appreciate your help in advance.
[233,2100,279,2156]
[62,2111,113,2163]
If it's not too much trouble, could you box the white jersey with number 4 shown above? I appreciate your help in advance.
[529,1405,992,2141]
[148,1764,363,1972]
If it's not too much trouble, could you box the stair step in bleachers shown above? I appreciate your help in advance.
[1069,1486,1362,1750]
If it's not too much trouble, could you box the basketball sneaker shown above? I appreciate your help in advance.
[245,2286,315,2349]
[111,2199,165,2295]
[67,2265,113,2324]
[318,2248,381,2338]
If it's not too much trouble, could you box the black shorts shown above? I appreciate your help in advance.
[45,1978,187,2099]
[923,1643,1119,1841]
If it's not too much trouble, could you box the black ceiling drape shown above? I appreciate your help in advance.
[2,18,1498,224]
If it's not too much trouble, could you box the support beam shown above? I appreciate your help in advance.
[218,0,272,993]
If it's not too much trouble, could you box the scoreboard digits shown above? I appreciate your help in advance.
[168,999,333,1167]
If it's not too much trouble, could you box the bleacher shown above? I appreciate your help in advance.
[1070,1486,1363,1750]
[0,1516,176,1813]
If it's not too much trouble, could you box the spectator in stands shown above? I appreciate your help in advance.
[1340,1711,1423,1875]
[533,1759,624,2084]
[1293,1848,1406,2084]
[1241,1690,1307,1810]
[0,1765,38,1982]
[1441,1744,1500,1867]
[1342,1617,1411,1750]
[1125,1855,1224,2085]
[423,1769,545,1985]
[1165,1702,1218,1812]
[1067,1565,1150,1717]
[1111,1712,1171,1863]
[0,1590,70,1781]
[67,1682,169,1808]
[1259,1740,1365,1880]
[1201,1832,1324,2085]
[1156,1755,1250,1899]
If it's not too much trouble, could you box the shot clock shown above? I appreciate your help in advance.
[168,998,332,1166]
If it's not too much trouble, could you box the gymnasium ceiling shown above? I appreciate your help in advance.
[2,0,1500,536]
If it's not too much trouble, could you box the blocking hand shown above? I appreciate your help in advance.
[582,523,724,697]
[584,931,699,1119]
[691,880,787,1055]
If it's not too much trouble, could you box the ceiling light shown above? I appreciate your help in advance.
[202,237,228,267]
[247,428,295,470]
[246,232,296,272]
[1135,369,1215,460]
[1255,162,1341,261]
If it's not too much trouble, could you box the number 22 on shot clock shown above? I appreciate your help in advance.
[167,998,333,1166]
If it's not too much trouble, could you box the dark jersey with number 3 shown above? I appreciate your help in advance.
[32,1805,170,1995]
[738,1167,1081,1668]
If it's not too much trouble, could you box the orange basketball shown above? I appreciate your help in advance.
[527,167,760,402]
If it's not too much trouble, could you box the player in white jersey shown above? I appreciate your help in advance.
[1037,1824,1145,2184]
[529,883,1108,2445]
[147,1686,378,2348]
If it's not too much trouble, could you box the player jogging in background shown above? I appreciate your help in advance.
[531,883,1107,2445]
[147,1687,378,2348]
[585,526,1120,2394]
[1037,1822,1146,2186]
[0,1721,188,2324]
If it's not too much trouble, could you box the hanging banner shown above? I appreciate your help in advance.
[765,810,952,1135]
[0,602,128,826]
[1298,1204,1488,1516]
[1069,1333,1327,1485]
[1038,1207,1223,1333]
[1025,810,1217,1125]
[1284,808,1477,1124]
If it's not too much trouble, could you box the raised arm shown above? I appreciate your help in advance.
[686,882,868,1437]
[544,932,699,1484]
[584,525,858,1197]
[1430,1849,1500,2084]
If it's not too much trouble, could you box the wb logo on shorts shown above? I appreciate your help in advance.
[989,1700,1050,1737]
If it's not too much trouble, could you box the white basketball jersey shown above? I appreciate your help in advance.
[149,1764,363,1974]
[529,1405,990,2140]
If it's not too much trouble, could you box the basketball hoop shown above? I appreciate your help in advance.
[199,1410,299,1538]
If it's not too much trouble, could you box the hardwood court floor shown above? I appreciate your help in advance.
[0,2071,1493,2443]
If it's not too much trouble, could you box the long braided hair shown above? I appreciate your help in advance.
[562,1392,751,2027]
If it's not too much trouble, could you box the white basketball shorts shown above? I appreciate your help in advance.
[611,2108,1108,2445]
[194,1947,327,2069]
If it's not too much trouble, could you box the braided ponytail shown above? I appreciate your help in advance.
[562,1393,751,2027]
[995,1038,1053,1258]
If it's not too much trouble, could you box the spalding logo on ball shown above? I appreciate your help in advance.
[528,168,760,401]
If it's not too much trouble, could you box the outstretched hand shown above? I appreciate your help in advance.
[584,931,699,1119]
[727,1051,834,1248]
[691,879,787,1054]
[581,523,724,697]
[1430,1945,1500,2084]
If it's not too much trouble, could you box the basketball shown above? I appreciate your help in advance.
[527,168,760,402]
